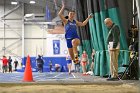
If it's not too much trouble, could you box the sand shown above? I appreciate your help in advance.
[0,84,139,93]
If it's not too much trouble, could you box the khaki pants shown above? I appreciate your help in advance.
[109,49,119,78]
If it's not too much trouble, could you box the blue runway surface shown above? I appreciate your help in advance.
[0,72,83,83]
[0,72,138,85]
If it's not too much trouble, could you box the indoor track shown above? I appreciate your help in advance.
[0,72,139,84]
[0,72,84,83]
[0,72,139,93]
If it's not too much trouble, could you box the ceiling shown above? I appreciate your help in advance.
[0,0,76,21]
[0,0,75,18]
[7,0,76,10]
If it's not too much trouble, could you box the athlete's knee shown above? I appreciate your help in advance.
[72,39,80,46]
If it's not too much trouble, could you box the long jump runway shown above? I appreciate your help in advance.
[0,72,86,83]
[0,72,139,85]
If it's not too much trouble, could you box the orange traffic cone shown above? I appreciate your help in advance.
[23,55,34,82]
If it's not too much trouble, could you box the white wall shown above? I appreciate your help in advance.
[24,24,47,56]
[24,24,68,57]
[0,3,22,57]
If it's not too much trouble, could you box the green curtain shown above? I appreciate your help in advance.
[76,0,93,71]
[76,0,129,76]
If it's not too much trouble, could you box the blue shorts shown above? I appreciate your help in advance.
[66,39,73,48]
[67,60,72,64]
[66,38,79,48]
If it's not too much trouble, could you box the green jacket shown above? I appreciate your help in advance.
[106,24,120,48]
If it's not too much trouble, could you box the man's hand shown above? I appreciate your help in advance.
[110,48,116,51]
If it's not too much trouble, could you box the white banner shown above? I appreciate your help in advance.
[46,34,68,57]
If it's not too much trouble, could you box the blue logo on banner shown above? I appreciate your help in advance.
[53,40,60,54]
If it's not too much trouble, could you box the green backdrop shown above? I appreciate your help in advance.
[76,0,129,76]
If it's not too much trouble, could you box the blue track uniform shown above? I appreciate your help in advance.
[65,20,79,48]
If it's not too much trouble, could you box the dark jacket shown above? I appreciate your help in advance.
[106,23,120,48]
[36,57,44,65]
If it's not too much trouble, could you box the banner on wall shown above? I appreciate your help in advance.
[53,40,60,54]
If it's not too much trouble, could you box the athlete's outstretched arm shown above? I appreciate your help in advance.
[58,2,67,25]
[76,14,93,26]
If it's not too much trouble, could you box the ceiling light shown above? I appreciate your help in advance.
[24,13,35,18]
[11,2,18,5]
[30,1,36,4]
[24,13,35,20]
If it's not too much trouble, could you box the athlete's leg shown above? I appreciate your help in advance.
[82,62,87,74]
[66,38,80,62]
[68,48,74,60]
[72,38,80,55]
[66,39,75,61]
[67,63,72,74]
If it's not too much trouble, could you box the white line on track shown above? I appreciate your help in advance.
[72,73,76,78]
[52,73,63,78]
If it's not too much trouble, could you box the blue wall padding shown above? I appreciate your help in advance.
[19,57,68,72]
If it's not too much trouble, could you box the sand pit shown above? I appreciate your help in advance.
[0,84,139,93]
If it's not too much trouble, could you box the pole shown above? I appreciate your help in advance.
[22,3,25,66]
[135,0,140,77]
